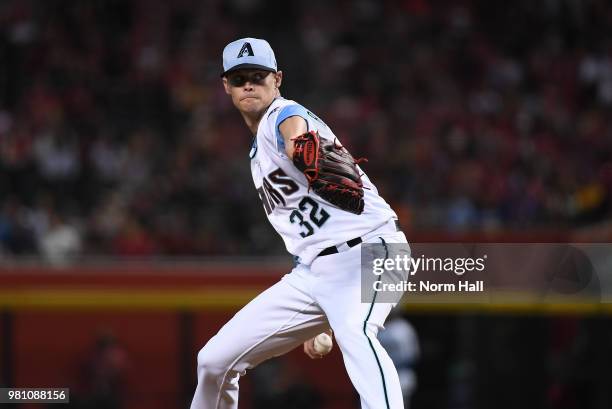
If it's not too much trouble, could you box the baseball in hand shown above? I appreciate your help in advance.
[313,333,333,355]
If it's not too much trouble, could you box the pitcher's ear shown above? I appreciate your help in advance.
[222,77,231,94]
[275,71,283,87]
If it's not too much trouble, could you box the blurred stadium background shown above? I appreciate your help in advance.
[1,0,612,408]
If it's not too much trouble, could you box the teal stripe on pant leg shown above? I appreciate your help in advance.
[362,237,390,409]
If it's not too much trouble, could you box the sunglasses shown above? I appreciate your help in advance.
[227,71,272,87]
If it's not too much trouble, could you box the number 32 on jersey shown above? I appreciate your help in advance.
[257,168,330,238]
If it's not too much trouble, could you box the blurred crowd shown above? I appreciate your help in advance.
[1,0,611,260]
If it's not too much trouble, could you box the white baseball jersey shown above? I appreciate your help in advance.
[250,97,397,265]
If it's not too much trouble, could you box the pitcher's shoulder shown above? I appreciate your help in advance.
[264,98,299,122]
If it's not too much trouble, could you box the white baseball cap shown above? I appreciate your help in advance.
[221,37,277,77]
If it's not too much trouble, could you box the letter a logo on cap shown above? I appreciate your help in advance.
[237,42,254,58]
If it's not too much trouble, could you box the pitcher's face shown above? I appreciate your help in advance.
[223,70,282,115]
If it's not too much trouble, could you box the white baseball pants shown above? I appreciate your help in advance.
[190,223,408,409]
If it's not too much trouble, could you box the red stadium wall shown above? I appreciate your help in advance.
[13,311,180,409]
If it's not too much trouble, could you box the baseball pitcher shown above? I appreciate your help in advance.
[190,37,410,409]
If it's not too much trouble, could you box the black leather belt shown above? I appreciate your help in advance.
[317,219,401,257]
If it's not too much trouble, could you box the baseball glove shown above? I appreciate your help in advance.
[292,130,365,214]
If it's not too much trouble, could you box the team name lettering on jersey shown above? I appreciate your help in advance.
[257,168,299,215]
